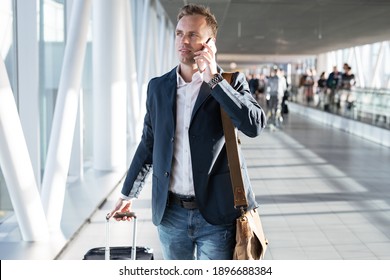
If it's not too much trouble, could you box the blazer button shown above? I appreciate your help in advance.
[164,172,169,177]
[171,137,174,142]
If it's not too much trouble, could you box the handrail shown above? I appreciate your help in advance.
[345,88,390,127]
[291,87,390,130]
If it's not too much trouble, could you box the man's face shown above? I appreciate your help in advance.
[175,14,211,67]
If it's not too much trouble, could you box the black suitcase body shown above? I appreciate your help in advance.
[83,246,154,260]
[83,212,154,260]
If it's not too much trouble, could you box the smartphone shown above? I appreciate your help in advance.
[197,37,212,73]
[202,37,212,50]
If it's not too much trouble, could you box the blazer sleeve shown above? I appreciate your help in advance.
[121,86,154,199]
[211,71,267,137]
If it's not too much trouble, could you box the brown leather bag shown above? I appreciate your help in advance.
[221,72,268,260]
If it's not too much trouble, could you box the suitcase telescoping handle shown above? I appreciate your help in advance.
[105,212,137,260]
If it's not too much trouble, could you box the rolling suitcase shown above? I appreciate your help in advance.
[83,212,154,260]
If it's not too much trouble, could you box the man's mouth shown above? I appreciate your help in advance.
[179,48,192,54]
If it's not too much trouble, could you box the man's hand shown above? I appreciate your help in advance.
[194,38,218,81]
[107,198,133,221]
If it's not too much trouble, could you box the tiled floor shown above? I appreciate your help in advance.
[2,106,389,260]
[253,113,390,260]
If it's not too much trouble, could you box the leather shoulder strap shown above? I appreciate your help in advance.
[221,72,248,209]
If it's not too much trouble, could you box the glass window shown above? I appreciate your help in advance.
[0,0,16,222]
[39,0,66,166]
[0,0,17,94]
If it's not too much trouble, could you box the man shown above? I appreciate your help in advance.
[248,74,259,95]
[108,4,266,260]
[341,65,356,111]
[341,66,356,90]
[326,66,342,111]
[267,67,286,126]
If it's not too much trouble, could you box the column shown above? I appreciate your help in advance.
[0,58,49,241]
[93,0,127,171]
[41,0,91,230]
[124,0,139,145]
[15,0,41,187]
[67,0,84,181]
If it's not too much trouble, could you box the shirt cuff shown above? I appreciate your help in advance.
[120,193,134,201]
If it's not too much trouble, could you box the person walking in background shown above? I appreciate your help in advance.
[317,71,327,109]
[258,73,267,95]
[253,73,267,104]
[341,65,356,90]
[248,73,259,96]
[108,3,266,260]
[326,66,342,112]
[267,67,287,127]
[279,69,289,117]
[300,68,315,105]
[341,65,356,112]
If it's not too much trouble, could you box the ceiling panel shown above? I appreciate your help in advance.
[159,0,390,65]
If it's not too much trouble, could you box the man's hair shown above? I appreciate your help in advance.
[177,4,218,37]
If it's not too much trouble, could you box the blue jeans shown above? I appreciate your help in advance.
[157,204,235,260]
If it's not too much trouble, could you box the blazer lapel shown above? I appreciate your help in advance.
[191,82,211,122]
[191,66,223,122]
[165,68,178,130]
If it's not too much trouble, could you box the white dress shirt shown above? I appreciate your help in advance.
[169,68,204,196]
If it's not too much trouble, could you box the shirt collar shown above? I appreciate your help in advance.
[176,66,203,87]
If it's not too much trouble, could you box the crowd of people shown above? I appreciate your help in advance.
[248,67,289,128]
[247,63,357,126]
[298,63,356,113]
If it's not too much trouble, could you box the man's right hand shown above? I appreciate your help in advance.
[107,198,133,221]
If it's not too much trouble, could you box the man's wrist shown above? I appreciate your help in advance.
[120,193,133,201]
[207,73,224,89]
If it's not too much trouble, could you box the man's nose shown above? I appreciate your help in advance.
[180,35,190,44]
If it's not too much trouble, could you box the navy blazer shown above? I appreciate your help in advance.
[122,67,266,225]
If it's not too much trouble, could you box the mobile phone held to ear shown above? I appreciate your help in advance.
[203,37,212,49]
[197,37,212,73]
